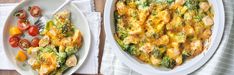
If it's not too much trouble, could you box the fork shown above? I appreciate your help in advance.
[34,0,72,33]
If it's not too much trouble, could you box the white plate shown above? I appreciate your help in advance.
[2,0,91,75]
[104,0,225,75]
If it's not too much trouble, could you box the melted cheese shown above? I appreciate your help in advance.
[115,0,214,68]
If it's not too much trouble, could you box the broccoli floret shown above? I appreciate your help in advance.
[176,32,186,43]
[56,65,69,75]
[151,46,166,58]
[43,47,54,52]
[182,50,190,57]
[57,65,69,75]
[152,0,173,4]
[126,44,140,56]
[185,0,199,10]
[194,12,206,22]
[136,0,150,9]
[161,56,176,69]
[167,0,174,4]
[114,11,119,32]
[41,45,58,53]
[114,10,121,20]
[114,11,128,40]
[116,41,140,56]
[115,35,129,51]
[57,52,67,65]
[65,46,77,56]
[117,29,128,40]
[182,50,190,62]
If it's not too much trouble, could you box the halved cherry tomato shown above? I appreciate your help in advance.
[31,37,40,47]
[9,36,20,48]
[28,25,39,36]
[29,6,41,17]
[17,19,30,31]
[14,10,27,19]
[18,39,31,50]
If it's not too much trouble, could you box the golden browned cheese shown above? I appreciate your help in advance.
[42,11,83,48]
[28,10,83,74]
[115,0,214,68]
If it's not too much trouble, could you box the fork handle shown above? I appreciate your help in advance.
[52,0,72,15]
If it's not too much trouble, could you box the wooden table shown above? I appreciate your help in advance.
[0,0,106,75]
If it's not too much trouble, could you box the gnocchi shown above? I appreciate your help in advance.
[115,0,213,69]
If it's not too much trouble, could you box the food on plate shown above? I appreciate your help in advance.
[26,10,82,75]
[28,6,42,17]
[114,0,214,69]
[9,26,22,36]
[65,55,78,67]
[31,37,40,47]
[28,25,39,36]
[18,39,31,50]
[9,36,20,47]
[9,6,40,49]
[38,35,50,47]
[15,50,27,62]
[14,9,27,19]
[17,19,31,31]
[8,5,83,75]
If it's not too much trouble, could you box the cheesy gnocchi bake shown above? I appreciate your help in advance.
[114,0,213,69]
[27,11,82,75]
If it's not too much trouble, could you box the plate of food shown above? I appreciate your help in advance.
[2,0,91,75]
[104,0,224,75]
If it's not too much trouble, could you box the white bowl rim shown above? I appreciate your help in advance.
[104,0,225,75]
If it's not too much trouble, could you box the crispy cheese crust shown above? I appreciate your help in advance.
[114,0,213,68]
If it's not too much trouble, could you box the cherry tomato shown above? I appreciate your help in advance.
[17,19,31,31]
[29,6,41,17]
[14,10,27,19]
[18,39,31,50]
[9,36,20,48]
[28,25,39,36]
[31,37,40,47]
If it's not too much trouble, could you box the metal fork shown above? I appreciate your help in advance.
[34,16,47,33]
[34,0,72,33]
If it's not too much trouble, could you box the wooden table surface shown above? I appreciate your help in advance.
[0,0,106,75]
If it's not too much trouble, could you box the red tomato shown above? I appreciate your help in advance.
[9,36,20,48]
[31,37,40,47]
[18,39,31,50]
[28,26,39,36]
[14,10,27,19]
[29,6,41,17]
[17,19,30,31]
